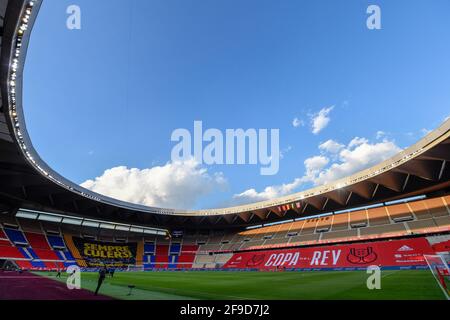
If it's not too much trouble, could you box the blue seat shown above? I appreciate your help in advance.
[17,247,31,259]
[143,255,156,268]
[169,243,181,255]
[30,260,46,268]
[54,250,65,261]
[47,235,65,249]
[144,243,155,255]
[168,255,179,268]
[64,250,75,260]
[4,228,28,245]
[63,262,77,268]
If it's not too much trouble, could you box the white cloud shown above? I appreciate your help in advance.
[292,117,304,128]
[348,137,369,149]
[312,139,401,185]
[310,106,334,134]
[376,131,386,139]
[304,155,330,174]
[319,140,345,154]
[232,155,329,204]
[421,128,432,136]
[232,178,304,204]
[81,159,227,209]
[232,136,401,204]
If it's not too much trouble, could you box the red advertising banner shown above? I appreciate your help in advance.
[223,238,435,269]
[432,240,450,253]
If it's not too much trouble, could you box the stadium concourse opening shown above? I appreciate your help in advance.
[0,0,449,304]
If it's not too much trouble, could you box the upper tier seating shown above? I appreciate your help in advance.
[367,207,391,226]
[25,232,51,250]
[3,228,28,245]
[197,195,450,252]
[425,197,450,218]
[144,242,155,254]
[46,235,66,249]
[142,242,199,269]
[0,245,24,259]
[0,219,73,269]
[0,228,11,246]
[331,212,349,231]
[386,203,414,221]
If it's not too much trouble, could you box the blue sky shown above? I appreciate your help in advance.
[23,0,450,210]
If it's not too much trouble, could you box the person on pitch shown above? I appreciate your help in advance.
[94,265,108,296]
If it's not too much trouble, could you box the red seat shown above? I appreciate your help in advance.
[25,232,51,250]
[15,260,33,269]
[0,245,24,259]
[33,248,60,260]
[0,239,11,246]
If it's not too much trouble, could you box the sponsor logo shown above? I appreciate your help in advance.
[347,247,378,264]
[397,245,413,252]
[246,254,266,267]
[229,256,243,266]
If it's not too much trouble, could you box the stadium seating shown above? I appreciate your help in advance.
[321,229,358,241]
[0,220,76,270]
[1,194,449,271]
[3,228,28,246]
[46,234,66,249]
[140,242,199,269]
[177,245,198,268]
[386,203,414,221]
[331,212,349,231]
[425,197,449,218]
[155,244,169,268]
[25,232,51,250]
[195,196,450,253]
[367,207,391,226]
[349,209,368,228]
[0,245,24,259]
[169,243,181,255]
[0,228,12,247]
[14,260,33,269]
[409,200,433,219]
[144,242,155,255]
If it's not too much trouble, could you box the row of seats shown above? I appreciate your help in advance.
[142,243,199,269]
[192,253,234,269]
[0,220,76,270]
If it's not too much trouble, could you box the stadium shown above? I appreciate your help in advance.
[0,0,450,303]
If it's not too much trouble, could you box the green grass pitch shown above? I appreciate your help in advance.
[37,270,447,300]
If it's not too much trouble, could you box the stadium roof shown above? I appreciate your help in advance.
[0,0,449,229]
